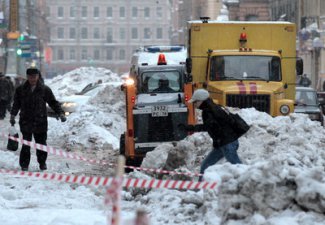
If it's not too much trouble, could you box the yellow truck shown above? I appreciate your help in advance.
[186,19,303,116]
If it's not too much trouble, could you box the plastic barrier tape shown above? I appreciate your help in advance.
[1,133,203,177]
[0,169,217,190]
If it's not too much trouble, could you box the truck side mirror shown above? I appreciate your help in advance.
[186,58,192,74]
[296,57,303,76]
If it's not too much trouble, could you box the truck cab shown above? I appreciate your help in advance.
[187,19,303,116]
[120,46,195,167]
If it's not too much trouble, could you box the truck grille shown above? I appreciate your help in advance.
[133,112,188,153]
[226,94,270,113]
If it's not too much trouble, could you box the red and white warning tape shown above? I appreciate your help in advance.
[1,132,113,165]
[1,132,203,177]
[0,169,217,190]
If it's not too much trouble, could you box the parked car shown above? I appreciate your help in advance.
[294,87,324,126]
[317,91,325,114]
[47,82,103,117]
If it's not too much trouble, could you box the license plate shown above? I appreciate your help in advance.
[151,105,168,117]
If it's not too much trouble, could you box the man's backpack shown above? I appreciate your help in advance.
[228,112,250,137]
[219,105,250,137]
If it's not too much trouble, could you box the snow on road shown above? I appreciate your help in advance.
[1,67,325,225]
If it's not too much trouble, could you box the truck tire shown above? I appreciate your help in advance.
[119,134,125,155]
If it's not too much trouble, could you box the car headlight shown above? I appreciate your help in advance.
[308,113,320,120]
[62,102,77,108]
[280,105,290,115]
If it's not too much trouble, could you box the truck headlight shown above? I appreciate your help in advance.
[280,105,290,115]
[62,102,77,108]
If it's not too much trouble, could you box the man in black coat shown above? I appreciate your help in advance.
[0,72,13,119]
[10,68,66,171]
[179,89,242,181]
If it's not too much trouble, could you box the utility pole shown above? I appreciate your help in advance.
[5,0,20,77]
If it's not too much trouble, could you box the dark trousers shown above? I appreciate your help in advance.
[0,100,8,118]
[199,140,241,181]
[20,132,47,168]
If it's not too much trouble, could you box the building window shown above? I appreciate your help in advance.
[144,7,150,18]
[58,48,64,60]
[70,6,75,18]
[58,6,64,18]
[46,6,50,17]
[81,48,88,60]
[156,27,163,39]
[119,49,125,60]
[156,7,162,18]
[94,49,100,60]
[246,15,258,21]
[106,49,113,60]
[107,7,112,18]
[119,28,125,40]
[119,7,125,18]
[94,27,100,39]
[144,28,151,39]
[69,48,76,60]
[81,27,88,39]
[57,27,64,39]
[69,27,76,39]
[107,28,113,43]
[94,7,99,18]
[132,7,138,18]
[81,6,87,18]
[131,28,138,39]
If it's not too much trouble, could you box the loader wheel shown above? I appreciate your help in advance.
[125,157,143,173]
[119,134,125,155]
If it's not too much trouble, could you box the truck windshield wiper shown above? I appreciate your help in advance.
[222,76,242,80]
[244,76,268,81]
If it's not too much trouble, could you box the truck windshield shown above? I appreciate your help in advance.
[140,71,182,93]
[210,55,281,81]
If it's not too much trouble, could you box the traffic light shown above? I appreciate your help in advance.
[18,34,25,41]
[16,48,22,55]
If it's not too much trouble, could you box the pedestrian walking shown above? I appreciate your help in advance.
[178,89,243,181]
[0,72,13,119]
[5,76,15,111]
[298,74,311,87]
[10,67,67,171]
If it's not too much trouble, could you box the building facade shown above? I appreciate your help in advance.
[225,0,270,21]
[45,0,173,77]
[173,0,222,45]
[270,0,325,90]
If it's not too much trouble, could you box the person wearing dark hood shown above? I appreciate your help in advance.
[178,89,242,181]
[10,67,67,171]
[0,72,13,119]
[5,76,15,111]
[298,74,311,87]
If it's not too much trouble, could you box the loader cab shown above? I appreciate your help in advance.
[120,46,195,168]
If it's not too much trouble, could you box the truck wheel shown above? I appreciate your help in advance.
[119,134,125,155]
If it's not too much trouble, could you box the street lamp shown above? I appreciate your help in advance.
[312,37,324,90]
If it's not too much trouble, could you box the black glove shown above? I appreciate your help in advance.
[178,123,194,131]
[10,115,15,126]
[60,114,67,122]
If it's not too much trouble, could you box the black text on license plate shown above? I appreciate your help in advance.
[151,105,168,117]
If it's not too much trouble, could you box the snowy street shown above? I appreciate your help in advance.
[1,67,325,225]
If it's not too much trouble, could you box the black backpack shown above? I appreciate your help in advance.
[228,112,250,137]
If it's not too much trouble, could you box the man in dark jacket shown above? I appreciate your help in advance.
[298,74,311,87]
[0,72,13,119]
[179,89,242,181]
[5,76,15,111]
[10,67,66,171]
